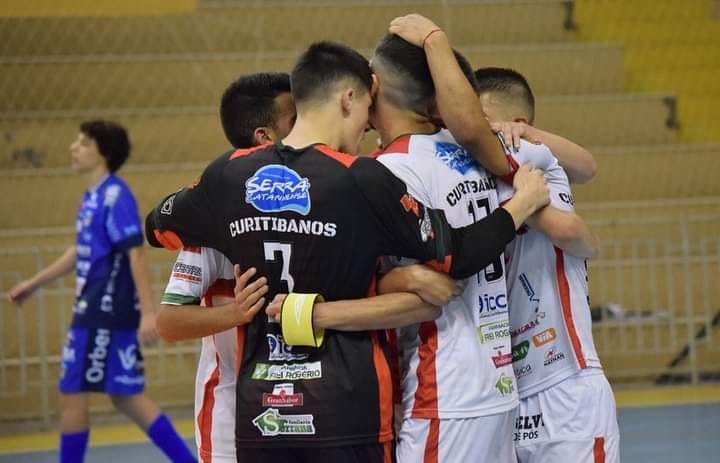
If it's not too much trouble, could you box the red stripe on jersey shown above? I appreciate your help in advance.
[554,247,587,369]
[424,255,452,274]
[183,245,201,254]
[197,354,220,462]
[229,143,271,160]
[593,437,606,463]
[315,144,358,168]
[370,331,393,442]
[423,418,440,463]
[154,229,183,251]
[381,134,411,155]
[383,441,393,463]
[411,321,439,419]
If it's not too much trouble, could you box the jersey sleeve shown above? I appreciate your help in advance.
[545,158,576,213]
[145,154,228,253]
[161,247,217,305]
[104,183,144,251]
[376,152,432,205]
[351,157,516,279]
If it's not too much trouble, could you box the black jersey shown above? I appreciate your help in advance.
[146,143,516,448]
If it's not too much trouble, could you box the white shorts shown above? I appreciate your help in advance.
[515,369,620,463]
[397,411,517,463]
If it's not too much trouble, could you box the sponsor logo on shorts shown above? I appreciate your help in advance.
[511,308,545,338]
[118,344,138,371]
[495,372,514,396]
[543,348,566,366]
[267,334,309,362]
[85,328,111,384]
[251,362,322,381]
[514,413,544,441]
[246,165,311,215]
[434,142,476,175]
[512,340,530,362]
[478,319,510,344]
[532,328,557,347]
[252,408,315,436]
[262,383,304,408]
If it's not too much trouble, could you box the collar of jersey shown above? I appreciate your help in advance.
[276,142,332,153]
[87,174,112,194]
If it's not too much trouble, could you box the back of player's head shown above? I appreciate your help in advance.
[372,34,478,115]
[220,72,291,148]
[474,67,535,123]
[291,41,373,110]
[79,120,130,172]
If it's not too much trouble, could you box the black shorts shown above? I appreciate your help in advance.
[236,441,393,463]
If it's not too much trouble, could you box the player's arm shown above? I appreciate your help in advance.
[158,265,268,342]
[352,158,549,280]
[389,14,512,177]
[493,121,597,183]
[128,246,160,345]
[526,208,599,259]
[6,245,76,305]
[145,154,227,252]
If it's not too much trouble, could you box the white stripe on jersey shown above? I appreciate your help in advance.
[162,246,237,460]
[497,140,602,399]
[378,129,517,419]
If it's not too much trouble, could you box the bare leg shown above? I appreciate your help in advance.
[109,393,161,431]
[59,392,90,433]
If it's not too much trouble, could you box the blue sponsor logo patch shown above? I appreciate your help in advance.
[245,165,311,215]
[434,142,477,175]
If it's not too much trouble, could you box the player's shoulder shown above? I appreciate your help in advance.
[228,143,273,161]
[102,174,135,207]
[513,140,557,171]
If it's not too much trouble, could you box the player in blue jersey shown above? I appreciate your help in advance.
[8,120,196,463]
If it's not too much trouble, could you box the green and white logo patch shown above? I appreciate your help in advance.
[251,361,322,381]
[252,408,316,436]
[495,372,515,396]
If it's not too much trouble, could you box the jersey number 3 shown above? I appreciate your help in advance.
[263,242,295,293]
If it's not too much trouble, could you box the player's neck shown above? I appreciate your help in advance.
[85,164,109,189]
[282,110,342,151]
[377,110,436,148]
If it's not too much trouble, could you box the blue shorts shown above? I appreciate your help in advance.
[59,327,145,395]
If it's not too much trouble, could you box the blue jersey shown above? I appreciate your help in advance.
[73,174,144,329]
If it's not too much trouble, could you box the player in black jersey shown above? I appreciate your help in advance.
[146,41,548,462]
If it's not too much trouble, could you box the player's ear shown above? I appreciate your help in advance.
[340,88,354,115]
[370,74,379,100]
[253,127,274,145]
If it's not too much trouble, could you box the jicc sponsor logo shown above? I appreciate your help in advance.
[477,319,510,344]
[495,372,514,396]
[532,328,557,347]
[262,383,304,408]
[246,165,311,215]
[267,334,309,362]
[251,362,322,381]
[252,408,315,437]
[478,292,508,317]
[511,340,530,362]
[514,364,532,379]
[514,413,544,441]
[85,328,111,383]
[543,348,566,366]
[434,142,477,175]
[511,308,545,338]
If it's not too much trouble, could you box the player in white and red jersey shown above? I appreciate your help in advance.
[475,67,620,462]
[157,72,295,463]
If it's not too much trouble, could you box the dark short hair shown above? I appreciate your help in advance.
[80,120,130,172]
[373,34,478,114]
[291,41,373,107]
[220,72,291,148]
[473,67,535,122]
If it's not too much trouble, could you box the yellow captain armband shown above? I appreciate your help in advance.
[280,293,325,348]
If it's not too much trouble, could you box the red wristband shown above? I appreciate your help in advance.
[422,29,443,49]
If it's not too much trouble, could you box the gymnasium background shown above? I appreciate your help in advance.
[1,0,719,461]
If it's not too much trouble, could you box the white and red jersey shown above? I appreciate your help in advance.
[497,140,602,399]
[161,246,237,463]
[377,129,517,419]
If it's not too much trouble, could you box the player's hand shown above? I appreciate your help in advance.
[513,164,550,211]
[389,265,462,306]
[266,293,287,323]
[138,311,159,347]
[6,279,37,306]
[491,121,540,153]
[389,14,443,48]
[232,265,268,325]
